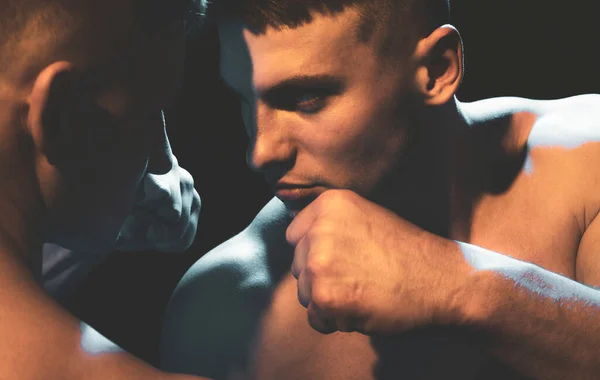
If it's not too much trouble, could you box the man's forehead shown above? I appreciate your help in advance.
[218,9,364,91]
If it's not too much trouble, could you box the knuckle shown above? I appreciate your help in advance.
[306,251,330,274]
[311,284,334,310]
[307,221,332,240]
[144,175,171,199]
[191,191,202,214]
[291,257,303,278]
[179,168,194,187]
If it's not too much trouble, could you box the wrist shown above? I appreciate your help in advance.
[433,240,498,328]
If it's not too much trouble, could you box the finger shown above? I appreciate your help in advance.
[147,222,175,245]
[143,171,183,222]
[155,193,200,252]
[154,222,195,252]
[297,269,312,308]
[117,206,154,236]
[187,186,202,226]
[114,206,159,251]
[175,167,196,221]
[335,315,363,333]
[142,172,174,203]
[178,165,195,193]
[286,200,320,246]
[146,111,174,175]
[141,184,200,251]
[291,235,309,279]
[307,302,337,335]
[179,214,199,249]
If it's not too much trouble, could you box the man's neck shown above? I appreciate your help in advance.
[0,108,45,279]
[369,98,476,238]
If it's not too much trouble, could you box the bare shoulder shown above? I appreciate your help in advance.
[462,94,600,191]
[463,94,600,142]
[528,94,600,149]
[463,95,600,267]
[523,95,600,283]
[160,197,291,379]
[527,95,600,199]
[468,94,600,191]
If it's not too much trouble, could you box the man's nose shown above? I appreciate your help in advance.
[246,104,295,173]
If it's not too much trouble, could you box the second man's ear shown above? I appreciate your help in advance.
[412,25,464,105]
[27,61,82,166]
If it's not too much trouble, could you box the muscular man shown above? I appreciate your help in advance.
[161,1,600,379]
[0,0,208,378]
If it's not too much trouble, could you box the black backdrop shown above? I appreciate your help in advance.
[63,1,600,367]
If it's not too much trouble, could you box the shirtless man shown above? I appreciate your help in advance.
[161,1,600,379]
[0,0,208,378]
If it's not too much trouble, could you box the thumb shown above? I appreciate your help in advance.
[146,111,174,175]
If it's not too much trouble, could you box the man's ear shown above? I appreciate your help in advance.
[27,61,80,165]
[412,25,464,105]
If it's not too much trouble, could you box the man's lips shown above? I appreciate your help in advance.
[275,187,315,200]
[274,184,323,210]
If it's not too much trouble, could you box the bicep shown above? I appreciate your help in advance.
[576,212,600,286]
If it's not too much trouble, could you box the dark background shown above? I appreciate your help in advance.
[63,1,600,367]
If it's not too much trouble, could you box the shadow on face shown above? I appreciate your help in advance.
[217,7,418,214]
[40,0,191,252]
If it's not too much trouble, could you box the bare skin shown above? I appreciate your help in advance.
[164,95,600,380]
[161,8,600,380]
[0,0,208,379]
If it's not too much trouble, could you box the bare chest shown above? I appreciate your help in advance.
[233,155,584,380]
[235,272,515,380]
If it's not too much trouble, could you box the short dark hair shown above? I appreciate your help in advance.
[0,0,207,74]
[203,0,450,60]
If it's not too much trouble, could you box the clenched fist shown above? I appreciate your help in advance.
[115,116,200,253]
[286,190,471,335]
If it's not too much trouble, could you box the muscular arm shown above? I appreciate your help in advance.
[453,99,600,379]
[0,246,207,380]
[455,222,600,380]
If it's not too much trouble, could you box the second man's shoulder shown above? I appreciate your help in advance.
[160,197,293,377]
[528,94,600,149]
[175,196,292,299]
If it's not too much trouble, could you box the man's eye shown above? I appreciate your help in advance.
[295,94,326,114]
[265,91,328,114]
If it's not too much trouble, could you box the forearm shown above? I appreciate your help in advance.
[456,242,600,380]
[0,247,207,380]
[74,323,206,380]
[72,345,207,380]
[32,318,209,380]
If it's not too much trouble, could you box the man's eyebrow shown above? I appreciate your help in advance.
[257,74,344,96]
[219,74,345,100]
